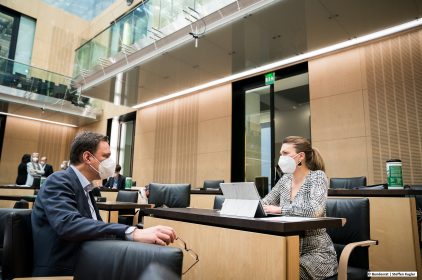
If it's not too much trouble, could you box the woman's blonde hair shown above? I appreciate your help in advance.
[282,136,325,171]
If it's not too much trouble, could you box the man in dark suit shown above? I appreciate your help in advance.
[31,131,176,277]
[103,164,126,189]
[40,156,54,177]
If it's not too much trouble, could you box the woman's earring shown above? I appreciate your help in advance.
[298,161,302,167]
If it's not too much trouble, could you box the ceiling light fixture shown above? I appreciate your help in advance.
[0,112,78,128]
[133,18,422,109]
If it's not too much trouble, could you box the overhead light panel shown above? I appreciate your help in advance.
[0,112,78,128]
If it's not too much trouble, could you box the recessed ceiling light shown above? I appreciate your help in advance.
[0,112,77,127]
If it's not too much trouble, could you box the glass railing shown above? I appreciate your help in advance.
[73,0,235,77]
[0,56,91,108]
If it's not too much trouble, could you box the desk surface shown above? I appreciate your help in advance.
[96,201,153,210]
[0,185,36,189]
[0,195,37,202]
[328,188,422,196]
[190,189,222,195]
[144,208,343,236]
[190,188,422,197]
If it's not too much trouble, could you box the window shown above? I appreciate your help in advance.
[107,111,136,177]
[0,6,36,73]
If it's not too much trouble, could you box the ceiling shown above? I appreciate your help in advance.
[80,0,422,107]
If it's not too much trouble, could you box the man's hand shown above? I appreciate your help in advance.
[263,205,282,214]
[132,225,176,246]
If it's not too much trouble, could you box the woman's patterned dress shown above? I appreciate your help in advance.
[262,170,338,279]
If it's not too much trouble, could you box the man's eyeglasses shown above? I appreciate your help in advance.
[175,237,199,275]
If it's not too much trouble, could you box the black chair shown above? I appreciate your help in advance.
[330,176,367,189]
[74,240,183,280]
[139,263,181,280]
[116,190,139,225]
[2,209,33,280]
[137,183,191,229]
[0,209,30,275]
[13,199,29,209]
[1,209,183,280]
[203,180,224,190]
[148,183,191,208]
[213,195,225,210]
[325,198,377,280]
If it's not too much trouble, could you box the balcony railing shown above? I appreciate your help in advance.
[73,0,235,78]
[0,56,97,115]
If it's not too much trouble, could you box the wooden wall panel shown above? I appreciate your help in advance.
[310,28,422,185]
[364,31,422,185]
[174,96,199,185]
[133,85,231,188]
[0,116,76,184]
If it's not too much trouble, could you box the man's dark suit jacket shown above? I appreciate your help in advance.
[104,174,126,190]
[43,163,54,177]
[31,167,129,277]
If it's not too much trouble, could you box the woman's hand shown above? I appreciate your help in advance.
[263,205,282,214]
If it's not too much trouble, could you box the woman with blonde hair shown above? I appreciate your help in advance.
[262,136,337,280]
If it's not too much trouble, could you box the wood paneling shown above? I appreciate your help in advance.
[365,31,422,185]
[144,216,295,280]
[310,90,366,141]
[0,116,76,184]
[133,85,231,187]
[369,197,422,273]
[309,28,422,185]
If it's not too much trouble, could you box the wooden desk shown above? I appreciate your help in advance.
[190,189,222,209]
[144,208,343,280]
[97,188,139,202]
[0,195,36,202]
[328,188,422,197]
[96,201,153,224]
[327,189,422,276]
[0,188,36,208]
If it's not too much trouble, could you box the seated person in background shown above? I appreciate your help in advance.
[262,136,337,280]
[40,156,54,177]
[32,131,176,277]
[103,164,126,189]
[25,152,44,186]
[16,153,31,185]
[60,160,69,170]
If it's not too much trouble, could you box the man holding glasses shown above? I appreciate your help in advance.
[32,131,176,277]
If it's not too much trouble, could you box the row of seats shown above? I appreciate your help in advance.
[0,70,90,108]
[112,183,192,227]
[201,177,370,190]
[114,178,374,227]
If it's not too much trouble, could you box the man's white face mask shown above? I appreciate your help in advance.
[89,154,116,180]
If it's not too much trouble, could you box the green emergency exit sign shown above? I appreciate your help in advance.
[265,72,275,85]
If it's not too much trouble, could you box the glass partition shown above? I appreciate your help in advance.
[244,85,272,183]
[0,56,92,109]
[73,0,235,77]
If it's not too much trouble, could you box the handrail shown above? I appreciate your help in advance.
[72,0,236,78]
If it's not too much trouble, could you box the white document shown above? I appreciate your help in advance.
[256,216,318,222]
